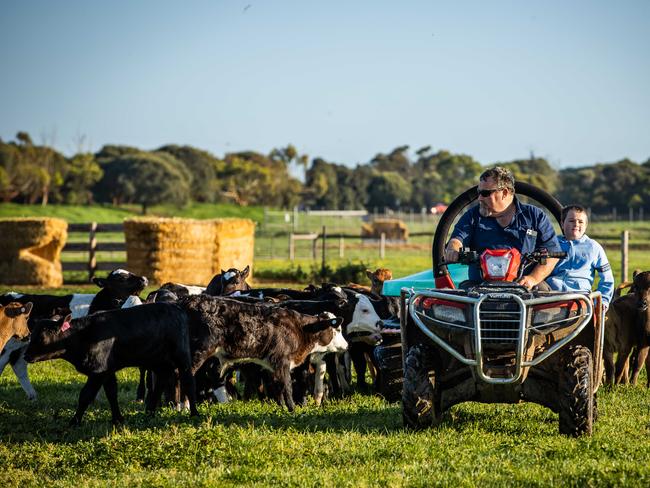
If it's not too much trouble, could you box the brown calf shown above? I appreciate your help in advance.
[0,302,33,352]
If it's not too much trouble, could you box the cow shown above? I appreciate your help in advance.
[0,268,148,401]
[88,268,148,314]
[178,295,345,412]
[604,271,650,385]
[204,266,251,296]
[0,302,33,354]
[346,268,394,296]
[158,283,206,297]
[24,303,198,425]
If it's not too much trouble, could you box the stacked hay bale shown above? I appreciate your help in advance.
[124,217,255,285]
[212,219,256,277]
[361,218,409,241]
[0,218,67,286]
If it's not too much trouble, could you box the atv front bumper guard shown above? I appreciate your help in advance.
[405,288,602,385]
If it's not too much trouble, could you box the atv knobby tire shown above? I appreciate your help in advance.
[402,345,440,430]
[558,345,594,436]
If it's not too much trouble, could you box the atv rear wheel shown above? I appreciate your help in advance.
[402,344,440,430]
[558,345,594,436]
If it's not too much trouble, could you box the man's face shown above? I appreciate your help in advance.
[562,209,588,240]
[478,176,510,216]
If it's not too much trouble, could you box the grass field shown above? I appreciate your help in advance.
[1,336,650,487]
[2,204,650,486]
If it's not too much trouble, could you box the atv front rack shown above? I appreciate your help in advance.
[406,288,598,385]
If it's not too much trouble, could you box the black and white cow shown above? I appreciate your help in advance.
[0,268,148,401]
[204,266,251,296]
[24,303,198,425]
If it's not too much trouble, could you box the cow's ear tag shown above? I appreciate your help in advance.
[20,307,25,313]
[60,321,71,332]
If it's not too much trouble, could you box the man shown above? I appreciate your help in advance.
[546,204,614,309]
[444,166,562,289]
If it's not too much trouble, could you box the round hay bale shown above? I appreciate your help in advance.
[0,218,67,286]
[124,217,215,285]
[361,218,409,241]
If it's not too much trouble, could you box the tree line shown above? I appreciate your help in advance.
[1,131,648,213]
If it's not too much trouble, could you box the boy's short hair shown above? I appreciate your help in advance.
[561,204,588,223]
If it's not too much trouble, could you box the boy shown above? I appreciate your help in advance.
[546,204,614,309]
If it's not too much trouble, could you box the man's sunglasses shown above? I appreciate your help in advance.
[477,187,503,197]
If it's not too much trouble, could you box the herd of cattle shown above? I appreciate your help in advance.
[0,267,399,425]
[1,266,649,427]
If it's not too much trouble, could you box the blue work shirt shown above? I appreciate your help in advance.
[545,234,615,307]
[450,198,562,281]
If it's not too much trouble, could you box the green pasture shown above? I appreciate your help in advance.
[1,332,650,487]
[2,203,650,485]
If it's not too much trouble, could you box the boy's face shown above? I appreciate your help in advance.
[563,209,588,241]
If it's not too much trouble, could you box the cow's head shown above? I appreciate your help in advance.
[345,293,383,345]
[24,313,72,363]
[366,268,393,295]
[93,269,148,299]
[304,313,347,354]
[1,302,33,342]
[207,266,251,296]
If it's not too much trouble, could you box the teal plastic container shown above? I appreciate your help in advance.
[381,264,469,297]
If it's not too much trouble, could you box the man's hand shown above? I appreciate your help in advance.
[517,275,538,290]
[444,248,459,263]
[444,238,463,263]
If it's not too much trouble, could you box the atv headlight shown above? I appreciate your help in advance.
[531,306,569,326]
[432,304,466,324]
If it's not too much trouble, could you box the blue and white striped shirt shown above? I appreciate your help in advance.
[545,234,614,306]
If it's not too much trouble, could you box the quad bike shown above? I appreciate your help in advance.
[380,182,604,436]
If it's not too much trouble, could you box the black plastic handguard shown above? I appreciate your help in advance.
[523,250,567,266]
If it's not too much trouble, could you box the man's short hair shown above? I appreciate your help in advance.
[561,204,588,223]
[479,166,515,193]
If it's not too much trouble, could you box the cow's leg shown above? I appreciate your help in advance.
[136,367,147,403]
[102,372,124,424]
[603,350,615,386]
[615,346,633,384]
[11,357,37,400]
[178,366,199,417]
[349,344,369,391]
[631,346,649,386]
[0,348,11,375]
[71,374,105,426]
[272,362,295,412]
[313,359,327,406]
[146,369,169,414]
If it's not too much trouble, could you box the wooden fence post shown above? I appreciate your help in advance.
[289,233,295,261]
[321,226,327,277]
[621,230,629,283]
[339,236,344,258]
[88,222,97,282]
[379,232,386,259]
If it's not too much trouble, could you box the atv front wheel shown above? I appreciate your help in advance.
[558,345,594,436]
[402,344,440,429]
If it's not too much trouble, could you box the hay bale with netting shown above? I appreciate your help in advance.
[211,218,255,278]
[0,218,67,286]
[124,218,216,285]
[361,218,409,241]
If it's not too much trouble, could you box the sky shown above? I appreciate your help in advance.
[1,0,649,169]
